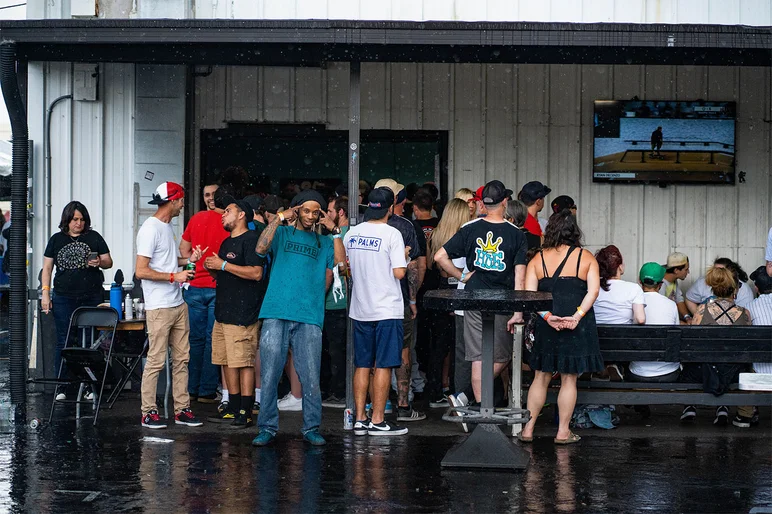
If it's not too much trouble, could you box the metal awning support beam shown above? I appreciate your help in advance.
[344,61,360,421]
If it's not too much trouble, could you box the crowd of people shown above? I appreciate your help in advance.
[41,173,772,446]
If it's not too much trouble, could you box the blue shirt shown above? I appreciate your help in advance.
[259,226,334,328]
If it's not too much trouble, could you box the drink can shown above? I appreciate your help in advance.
[184,262,196,272]
[343,408,354,430]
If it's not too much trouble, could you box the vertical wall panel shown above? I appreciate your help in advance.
[262,68,293,121]
[71,67,105,228]
[516,65,549,189]
[547,65,581,200]
[361,63,389,129]
[326,63,349,130]
[421,64,451,130]
[454,64,485,188]
[390,63,420,130]
[102,63,136,282]
[227,66,260,121]
[579,65,613,251]
[294,68,325,122]
[484,65,516,185]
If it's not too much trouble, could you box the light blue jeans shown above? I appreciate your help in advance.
[258,319,322,435]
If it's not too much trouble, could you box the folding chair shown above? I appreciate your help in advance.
[101,322,149,411]
[47,306,119,426]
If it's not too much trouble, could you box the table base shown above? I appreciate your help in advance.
[441,423,530,470]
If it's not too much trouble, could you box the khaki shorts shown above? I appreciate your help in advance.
[463,311,513,363]
[212,320,259,368]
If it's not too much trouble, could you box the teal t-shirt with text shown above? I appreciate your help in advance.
[259,226,334,328]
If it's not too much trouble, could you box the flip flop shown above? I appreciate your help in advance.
[517,434,533,443]
[554,432,581,445]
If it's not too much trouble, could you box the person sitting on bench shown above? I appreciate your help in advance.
[680,266,752,426]
[628,262,680,383]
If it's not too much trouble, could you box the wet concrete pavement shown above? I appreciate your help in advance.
[2,362,771,513]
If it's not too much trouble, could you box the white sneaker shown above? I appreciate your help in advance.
[277,392,303,411]
[448,393,469,433]
[55,392,66,401]
[84,390,95,401]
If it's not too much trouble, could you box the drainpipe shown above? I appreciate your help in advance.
[45,95,71,241]
[0,42,29,419]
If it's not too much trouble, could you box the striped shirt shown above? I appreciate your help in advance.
[748,293,772,373]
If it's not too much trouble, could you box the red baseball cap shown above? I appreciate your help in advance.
[473,186,485,202]
[149,182,185,205]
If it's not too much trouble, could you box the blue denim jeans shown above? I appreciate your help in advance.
[184,286,218,396]
[52,291,104,378]
[258,319,322,435]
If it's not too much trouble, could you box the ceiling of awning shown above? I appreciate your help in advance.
[0,19,769,66]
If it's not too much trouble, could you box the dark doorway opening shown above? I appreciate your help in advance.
[200,124,448,209]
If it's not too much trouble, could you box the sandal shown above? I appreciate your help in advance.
[554,432,581,445]
[517,433,533,443]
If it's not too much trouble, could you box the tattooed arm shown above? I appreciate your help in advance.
[255,207,296,255]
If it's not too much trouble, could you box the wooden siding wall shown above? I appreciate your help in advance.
[194,63,772,287]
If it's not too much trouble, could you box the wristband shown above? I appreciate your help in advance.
[278,212,285,222]
[576,306,586,317]
[186,258,191,265]
[221,261,227,271]
[539,311,551,321]
[42,285,51,291]
[460,271,466,282]
[169,273,175,283]
[409,300,417,305]
[333,234,342,239]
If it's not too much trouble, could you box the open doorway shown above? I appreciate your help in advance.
[200,124,448,211]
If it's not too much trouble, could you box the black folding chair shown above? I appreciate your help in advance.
[102,323,149,410]
[47,307,119,426]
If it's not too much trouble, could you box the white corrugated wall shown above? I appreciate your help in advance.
[28,63,186,284]
[194,63,772,287]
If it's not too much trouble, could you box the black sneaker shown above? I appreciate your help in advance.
[141,410,167,429]
[367,420,408,436]
[353,418,371,436]
[252,401,260,416]
[231,410,253,429]
[175,408,204,427]
[217,401,229,415]
[208,410,236,423]
[680,406,697,423]
[713,406,729,426]
[429,396,449,408]
[396,406,426,422]
[322,394,346,409]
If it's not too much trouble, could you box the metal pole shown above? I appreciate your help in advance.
[344,61,361,418]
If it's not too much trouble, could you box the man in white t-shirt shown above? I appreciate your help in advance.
[345,187,409,436]
[629,263,680,382]
[135,182,206,429]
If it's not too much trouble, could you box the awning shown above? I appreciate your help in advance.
[0,19,769,66]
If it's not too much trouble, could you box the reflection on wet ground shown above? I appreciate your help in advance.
[1,354,771,513]
[1,413,771,513]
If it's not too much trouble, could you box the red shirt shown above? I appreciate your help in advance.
[523,213,542,237]
[181,210,229,288]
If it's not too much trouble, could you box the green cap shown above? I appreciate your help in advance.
[639,262,665,285]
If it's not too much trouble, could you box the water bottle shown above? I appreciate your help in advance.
[110,283,123,320]
[124,293,133,320]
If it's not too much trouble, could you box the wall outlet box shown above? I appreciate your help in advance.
[73,63,99,101]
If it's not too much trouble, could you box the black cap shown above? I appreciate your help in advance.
[241,195,263,217]
[551,195,576,214]
[519,181,551,202]
[217,194,237,211]
[750,265,772,294]
[226,199,254,223]
[481,180,513,206]
[290,190,326,209]
[363,187,394,221]
[334,183,348,197]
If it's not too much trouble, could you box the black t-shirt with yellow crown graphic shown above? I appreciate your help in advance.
[442,218,527,291]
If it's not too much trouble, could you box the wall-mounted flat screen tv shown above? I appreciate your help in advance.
[593,100,736,184]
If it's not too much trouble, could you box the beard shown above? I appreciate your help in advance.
[223,221,234,232]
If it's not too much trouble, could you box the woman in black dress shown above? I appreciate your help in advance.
[519,210,603,444]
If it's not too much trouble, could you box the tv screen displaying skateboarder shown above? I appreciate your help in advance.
[650,127,663,156]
